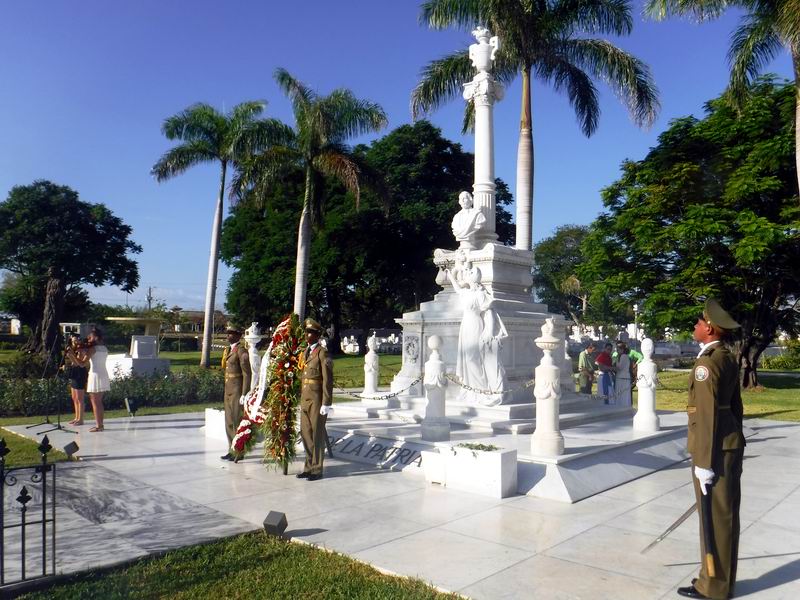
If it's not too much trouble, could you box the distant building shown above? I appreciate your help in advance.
[0,314,21,335]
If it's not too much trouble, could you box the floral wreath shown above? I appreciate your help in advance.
[231,314,305,472]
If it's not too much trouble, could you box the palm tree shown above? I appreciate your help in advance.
[646,0,800,195]
[152,101,284,367]
[412,0,660,250]
[234,69,388,321]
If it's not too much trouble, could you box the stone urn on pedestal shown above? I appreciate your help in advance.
[531,318,565,456]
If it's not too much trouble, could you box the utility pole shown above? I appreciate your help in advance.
[146,286,154,311]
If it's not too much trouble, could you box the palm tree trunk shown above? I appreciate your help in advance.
[515,66,534,251]
[793,48,800,198]
[293,167,314,321]
[200,161,227,368]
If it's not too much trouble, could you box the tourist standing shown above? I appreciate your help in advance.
[577,342,596,394]
[64,335,88,425]
[614,342,633,406]
[221,324,251,461]
[297,318,333,481]
[83,327,110,432]
[678,299,745,600]
[595,343,615,403]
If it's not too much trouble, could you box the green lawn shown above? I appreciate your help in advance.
[19,531,458,600]
[0,429,68,467]
[640,370,800,422]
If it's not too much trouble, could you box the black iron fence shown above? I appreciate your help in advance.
[0,435,56,587]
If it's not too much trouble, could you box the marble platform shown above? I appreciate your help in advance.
[3,414,800,599]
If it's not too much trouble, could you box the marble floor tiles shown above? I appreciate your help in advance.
[2,414,800,599]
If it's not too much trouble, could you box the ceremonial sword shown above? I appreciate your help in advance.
[641,503,696,554]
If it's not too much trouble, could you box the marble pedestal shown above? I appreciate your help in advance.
[391,243,574,406]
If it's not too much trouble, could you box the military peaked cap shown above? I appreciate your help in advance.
[304,318,323,333]
[703,298,741,331]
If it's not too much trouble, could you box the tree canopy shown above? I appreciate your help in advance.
[221,121,514,347]
[0,180,141,354]
[578,78,800,386]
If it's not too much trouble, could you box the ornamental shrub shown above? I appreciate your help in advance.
[0,370,224,417]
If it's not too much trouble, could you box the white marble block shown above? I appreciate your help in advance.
[440,445,518,499]
[203,408,227,442]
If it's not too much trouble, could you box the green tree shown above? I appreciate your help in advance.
[646,0,800,194]
[222,121,515,346]
[0,181,141,357]
[151,101,284,368]
[413,0,660,250]
[235,69,388,322]
[533,225,591,325]
[0,272,90,337]
[578,78,800,387]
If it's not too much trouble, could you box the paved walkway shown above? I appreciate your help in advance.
[3,413,800,599]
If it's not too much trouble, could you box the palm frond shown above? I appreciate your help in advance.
[728,11,783,107]
[560,38,660,128]
[536,57,601,136]
[161,103,224,143]
[321,90,388,143]
[420,0,485,30]
[230,147,302,206]
[233,118,296,159]
[274,68,315,116]
[151,140,218,182]
[411,50,476,118]
[229,100,267,128]
[553,0,633,35]
[644,0,731,22]
[776,0,800,49]
[313,150,362,208]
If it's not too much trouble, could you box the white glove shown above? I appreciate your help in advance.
[320,405,333,417]
[239,395,246,406]
[694,466,715,495]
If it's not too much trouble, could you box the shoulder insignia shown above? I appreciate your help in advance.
[326,358,333,367]
[695,366,709,382]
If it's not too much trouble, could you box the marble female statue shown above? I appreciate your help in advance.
[451,191,486,249]
[446,266,507,405]
[363,334,379,395]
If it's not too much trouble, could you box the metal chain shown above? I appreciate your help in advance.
[332,377,421,401]
[444,373,536,397]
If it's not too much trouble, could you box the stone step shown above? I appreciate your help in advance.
[334,398,634,435]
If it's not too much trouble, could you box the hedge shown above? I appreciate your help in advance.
[0,370,223,417]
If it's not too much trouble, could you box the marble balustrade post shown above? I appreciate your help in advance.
[422,335,450,442]
[531,319,565,456]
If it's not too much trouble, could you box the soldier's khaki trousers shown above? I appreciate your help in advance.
[224,377,244,446]
[692,448,744,600]
[300,397,327,475]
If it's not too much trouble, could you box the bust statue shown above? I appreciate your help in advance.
[451,191,486,249]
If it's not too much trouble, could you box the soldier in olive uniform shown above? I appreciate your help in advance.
[296,318,333,481]
[678,299,745,600]
[220,324,252,461]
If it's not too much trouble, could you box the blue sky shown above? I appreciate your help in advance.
[0,1,793,311]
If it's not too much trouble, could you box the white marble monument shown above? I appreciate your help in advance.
[390,27,573,424]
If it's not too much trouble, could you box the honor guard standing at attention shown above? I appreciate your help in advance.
[297,318,333,481]
[220,323,252,461]
[678,299,745,600]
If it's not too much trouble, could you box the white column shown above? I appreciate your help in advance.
[463,27,503,247]
[633,338,660,433]
[531,318,565,456]
[422,335,450,442]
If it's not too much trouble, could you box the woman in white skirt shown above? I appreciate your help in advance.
[82,327,110,432]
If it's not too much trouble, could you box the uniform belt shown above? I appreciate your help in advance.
[687,405,731,413]
[225,374,243,380]
[303,378,322,384]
